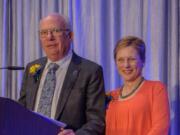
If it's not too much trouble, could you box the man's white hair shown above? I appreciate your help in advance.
[40,13,72,31]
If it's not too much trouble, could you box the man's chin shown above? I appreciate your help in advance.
[47,54,63,62]
[48,57,60,62]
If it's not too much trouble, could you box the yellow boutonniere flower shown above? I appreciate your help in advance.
[29,64,41,82]
[29,64,41,75]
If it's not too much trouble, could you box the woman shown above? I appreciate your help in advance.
[106,36,170,135]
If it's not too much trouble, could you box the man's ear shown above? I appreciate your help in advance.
[69,32,74,40]
[66,31,73,39]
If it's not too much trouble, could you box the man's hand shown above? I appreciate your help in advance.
[58,128,75,135]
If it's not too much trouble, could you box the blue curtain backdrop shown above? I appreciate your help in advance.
[0,0,179,134]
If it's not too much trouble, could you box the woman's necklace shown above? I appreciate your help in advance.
[120,77,144,99]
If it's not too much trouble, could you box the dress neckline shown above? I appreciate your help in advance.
[119,78,145,100]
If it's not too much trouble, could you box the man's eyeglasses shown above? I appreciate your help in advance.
[39,28,70,38]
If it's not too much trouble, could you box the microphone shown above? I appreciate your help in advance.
[0,66,25,70]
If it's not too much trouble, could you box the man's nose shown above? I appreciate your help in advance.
[46,31,54,39]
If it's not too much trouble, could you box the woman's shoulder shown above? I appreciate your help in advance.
[106,88,121,101]
[105,88,121,108]
[144,80,166,88]
[108,88,121,96]
[143,80,167,95]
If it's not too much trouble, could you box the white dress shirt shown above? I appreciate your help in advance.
[34,50,72,119]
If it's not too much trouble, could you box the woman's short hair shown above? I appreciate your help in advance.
[114,36,146,63]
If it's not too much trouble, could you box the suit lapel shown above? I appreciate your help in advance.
[29,58,47,110]
[55,53,81,119]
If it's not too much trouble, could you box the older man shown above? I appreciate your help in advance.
[19,13,105,135]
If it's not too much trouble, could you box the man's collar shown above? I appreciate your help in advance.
[46,49,73,69]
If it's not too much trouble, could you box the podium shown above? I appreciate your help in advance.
[0,97,66,135]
